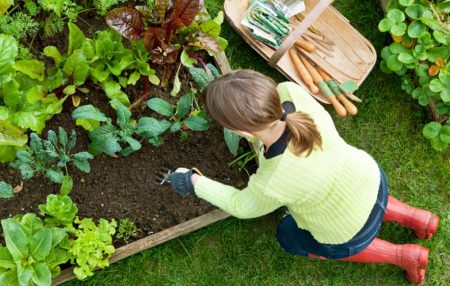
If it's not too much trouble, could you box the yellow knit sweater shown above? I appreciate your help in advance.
[195,82,380,244]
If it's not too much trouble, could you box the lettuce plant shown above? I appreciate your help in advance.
[39,194,78,227]
[69,217,117,280]
[378,0,450,151]
[0,213,70,286]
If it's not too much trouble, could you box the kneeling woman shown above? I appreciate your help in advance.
[166,70,439,284]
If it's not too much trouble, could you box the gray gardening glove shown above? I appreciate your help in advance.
[167,168,202,197]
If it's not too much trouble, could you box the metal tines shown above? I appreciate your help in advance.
[155,167,172,185]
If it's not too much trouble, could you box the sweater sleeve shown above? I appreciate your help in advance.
[194,175,283,219]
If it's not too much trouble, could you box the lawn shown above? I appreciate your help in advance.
[64,0,449,285]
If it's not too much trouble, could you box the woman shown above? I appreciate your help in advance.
[166,70,439,284]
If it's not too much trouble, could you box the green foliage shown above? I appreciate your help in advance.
[0,12,40,40]
[0,181,14,198]
[144,89,209,145]
[228,147,257,177]
[9,128,93,189]
[94,0,127,16]
[378,0,450,150]
[69,217,117,280]
[39,194,78,226]
[38,0,82,21]
[188,63,220,90]
[0,213,70,286]
[422,121,450,150]
[116,218,140,243]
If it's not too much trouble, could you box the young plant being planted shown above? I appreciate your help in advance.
[9,128,93,193]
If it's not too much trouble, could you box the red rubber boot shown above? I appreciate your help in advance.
[340,238,429,284]
[384,195,439,239]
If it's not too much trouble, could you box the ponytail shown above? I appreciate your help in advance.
[284,112,322,157]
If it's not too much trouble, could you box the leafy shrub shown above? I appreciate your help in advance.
[0,213,70,285]
[379,0,450,150]
[69,217,117,280]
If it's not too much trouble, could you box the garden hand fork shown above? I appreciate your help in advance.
[155,167,173,185]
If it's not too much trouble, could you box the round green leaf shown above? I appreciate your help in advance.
[439,126,450,144]
[398,52,415,64]
[405,4,424,19]
[378,18,394,32]
[380,46,392,60]
[429,79,444,92]
[422,122,442,139]
[389,43,407,54]
[380,60,393,73]
[387,9,405,23]
[418,93,430,106]
[438,71,450,86]
[391,23,407,36]
[430,136,448,151]
[412,88,424,99]
[0,181,14,199]
[398,0,414,7]
[441,87,450,102]
[407,21,427,38]
[435,103,449,115]
[387,54,403,71]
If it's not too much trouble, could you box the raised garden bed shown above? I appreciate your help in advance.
[0,3,249,285]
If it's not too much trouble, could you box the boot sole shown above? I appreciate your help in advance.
[405,247,429,285]
[415,214,439,240]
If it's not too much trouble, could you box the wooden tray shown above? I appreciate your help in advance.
[224,0,377,104]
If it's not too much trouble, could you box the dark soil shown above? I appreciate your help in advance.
[0,10,253,246]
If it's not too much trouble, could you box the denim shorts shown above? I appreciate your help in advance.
[276,166,389,259]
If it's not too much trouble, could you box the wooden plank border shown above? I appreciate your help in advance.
[52,51,233,285]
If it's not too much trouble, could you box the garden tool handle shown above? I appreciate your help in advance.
[317,68,358,116]
[295,39,316,52]
[269,0,334,66]
[289,48,319,94]
[298,53,347,117]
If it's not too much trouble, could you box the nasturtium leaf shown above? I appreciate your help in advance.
[60,176,74,196]
[184,116,208,131]
[423,122,442,139]
[378,18,394,32]
[146,98,174,116]
[430,136,448,151]
[0,34,18,75]
[391,23,407,36]
[387,9,405,23]
[440,126,450,144]
[387,54,403,71]
[68,22,85,55]
[13,60,45,81]
[405,4,424,19]
[398,52,415,64]
[427,47,450,62]
[43,46,62,66]
[439,71,450,86]
[177,93,192,118]
[441,87,450,102]
[106,7,145,40]
[380,60,393,73]
[0,181,14,199]
[1,219,28,260]
[407,21,427,38]
[399,0,414,6]
[29,229,52,261]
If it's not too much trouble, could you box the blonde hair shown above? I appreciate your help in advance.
[204,70,322,156]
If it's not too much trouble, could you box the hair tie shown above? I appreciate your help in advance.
[280,112,287,121]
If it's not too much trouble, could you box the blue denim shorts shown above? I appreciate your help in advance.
[276,166,389,259]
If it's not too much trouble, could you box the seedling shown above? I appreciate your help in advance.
[116,218,140,243]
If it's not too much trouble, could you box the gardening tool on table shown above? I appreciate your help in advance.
[298,51,347,117]
[317,67,358,116]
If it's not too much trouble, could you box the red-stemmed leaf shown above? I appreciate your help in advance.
[189,33,221,52]
[144,28,180,65]
[165,0,200,31]
[106,7,145,40]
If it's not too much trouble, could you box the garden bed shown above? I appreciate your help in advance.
[0,5,249,284]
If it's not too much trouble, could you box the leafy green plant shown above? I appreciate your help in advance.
[0,11,40,40]
[68,217,117,280]
[228,147,257,177]
[145,89,209,144]
[106,1,227,86]
[93,0,127,16]
[116,218,140,243]
[0,181,14,198]
[39,194,78,226]
[0,213,70,285]
[379,0,450,150]
[422,121,450,150]
[9,128,93,191]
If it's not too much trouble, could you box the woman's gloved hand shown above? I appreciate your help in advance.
[167,168,202,197]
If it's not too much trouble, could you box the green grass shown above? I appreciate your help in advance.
[64,0,449,285]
